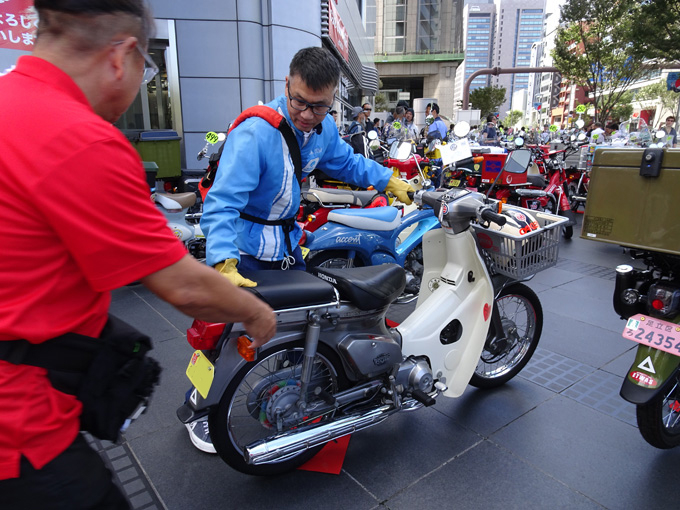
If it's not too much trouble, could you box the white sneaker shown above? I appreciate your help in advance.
[185,417,216,454]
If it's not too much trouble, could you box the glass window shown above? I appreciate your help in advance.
[417,0,440,52]
[384,0,407,54]
[115,41,172,130]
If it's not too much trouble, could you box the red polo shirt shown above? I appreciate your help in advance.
[0,56,187,479]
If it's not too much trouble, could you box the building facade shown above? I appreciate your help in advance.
[373,0,465,119]
[0,0,377,172]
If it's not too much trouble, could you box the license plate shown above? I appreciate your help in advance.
[186,350,215,398]
[623,314,680,357]
[451,179,461,188]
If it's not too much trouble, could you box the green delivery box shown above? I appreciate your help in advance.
[581,148,680,255]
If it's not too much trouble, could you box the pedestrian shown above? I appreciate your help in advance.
[480,114,499,146]
[0,1,276,508]
[194,47,414,452]
[404,108,419,140]
[362,102,373,131]
[347,106,366,134]
[427,103,448,141]
[661,116,677,147]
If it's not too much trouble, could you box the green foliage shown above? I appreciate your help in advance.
[629,0,680,63]
[374,93,389,112]
[503,110,523,127]
[469,86,507,119]
[609,91,634,122]
[635,82,680,118]
[552,0,646,123]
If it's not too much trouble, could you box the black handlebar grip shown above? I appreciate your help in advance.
[481,208,506,226]
[407,191,415,200]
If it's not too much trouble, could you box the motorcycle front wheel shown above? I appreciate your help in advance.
[636,374,680,449]
[469,283,543,389]
[209,341,348,475]
[306,250,364,269]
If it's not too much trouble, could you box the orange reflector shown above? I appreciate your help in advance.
[496,201,503,214]
[483,303,491,321]
[473,156,485,164]
[501,198,508,204]
[237,336,255,361]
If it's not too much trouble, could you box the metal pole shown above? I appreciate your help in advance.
[462,66,560,110]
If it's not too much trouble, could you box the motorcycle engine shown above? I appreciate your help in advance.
[395,356,434,393]
[338,334,402,378]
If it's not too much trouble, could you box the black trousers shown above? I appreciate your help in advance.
[0,434,130,510]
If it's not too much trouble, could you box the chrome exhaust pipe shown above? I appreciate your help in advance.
[245,404,396,465]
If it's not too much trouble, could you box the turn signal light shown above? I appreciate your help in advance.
[237,336,255,362]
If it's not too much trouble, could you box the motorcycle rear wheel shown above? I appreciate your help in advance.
[209,341,348,475]
[469,283,542,389]
[636,375,680,449]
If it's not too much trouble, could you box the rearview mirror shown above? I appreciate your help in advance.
[389,140,413,161]
[453,121,470,138]
[503,149,531,174]
[367,130,378,140]
[514,137,524,147]
[575,119,585,129]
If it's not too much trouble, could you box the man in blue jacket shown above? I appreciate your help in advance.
[427,103,448,140]
[201,47,411,288]
[191,47,413,452]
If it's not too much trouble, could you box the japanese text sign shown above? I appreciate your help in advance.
[0,0,38,50]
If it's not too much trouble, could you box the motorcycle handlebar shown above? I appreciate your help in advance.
[480,207,507,226]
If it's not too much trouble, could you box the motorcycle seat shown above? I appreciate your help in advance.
[155,192,197,209]
[240,270,338,311]
[527,175,546,188]
[328,207,401,231]
[309,264,406,311]
[302,188,378,208]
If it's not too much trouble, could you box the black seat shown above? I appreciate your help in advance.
[527,174,546,188]
[309,264,406,311]
[240,270,337,310]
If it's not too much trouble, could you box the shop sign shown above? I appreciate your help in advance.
[328,0,349,62]
[0,0,38,50]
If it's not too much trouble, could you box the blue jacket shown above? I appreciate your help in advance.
[201,95,393,266]
[428,117,448,140]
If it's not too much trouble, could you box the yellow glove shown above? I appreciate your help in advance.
[384,176,415,205]
[215,258,257,287]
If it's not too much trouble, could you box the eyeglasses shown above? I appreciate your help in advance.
[112,41,159,86]
[287,83,333,116]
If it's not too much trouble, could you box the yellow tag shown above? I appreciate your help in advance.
[300,246,310,259]
[576,104,587,114]
[550,124,558,132]
[451,179,461,187]
[205,131,219,144]
[186,350,214,399]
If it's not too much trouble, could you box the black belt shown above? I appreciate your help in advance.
[239,212,297,257]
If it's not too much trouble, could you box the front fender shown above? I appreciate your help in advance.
[620,345,680,404]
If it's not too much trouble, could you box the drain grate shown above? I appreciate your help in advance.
[85,434,165,510]
[561,370,637,426]
[521,348,596,393]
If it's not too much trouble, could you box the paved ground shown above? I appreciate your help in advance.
[100,215,680,510]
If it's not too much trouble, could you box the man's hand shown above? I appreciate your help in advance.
[384,176,415,205]
[215,258,257,287]
[242,304,277,348]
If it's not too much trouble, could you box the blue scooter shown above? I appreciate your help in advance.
[302,202,439,298]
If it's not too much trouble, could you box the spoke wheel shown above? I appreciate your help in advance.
[636,375,680,449]
[209,341,347,475]
[469,283,543,389]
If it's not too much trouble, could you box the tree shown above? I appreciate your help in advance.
[608,91,634,123]
[636,82,679,119]
[629,0,680,63]
[504,110,523,128]
[552,0,647,124]
[469,86,506,119]
[374,93,389,112]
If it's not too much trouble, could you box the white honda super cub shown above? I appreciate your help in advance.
[178,156,567,475]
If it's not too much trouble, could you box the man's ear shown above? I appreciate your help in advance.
[109,36,138,81]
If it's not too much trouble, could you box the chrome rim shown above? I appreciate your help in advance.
[476,293,536,379]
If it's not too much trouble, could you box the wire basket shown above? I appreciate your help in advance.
[472,209,568,279]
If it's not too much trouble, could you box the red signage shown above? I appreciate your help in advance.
[327,0,349,62]
[0,0,38,50]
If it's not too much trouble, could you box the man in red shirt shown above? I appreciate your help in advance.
[0,1,276,508]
